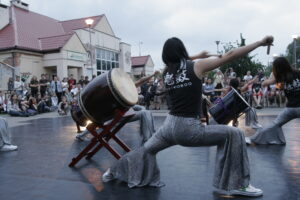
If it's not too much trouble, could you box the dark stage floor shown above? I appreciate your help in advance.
[0,115,299,200]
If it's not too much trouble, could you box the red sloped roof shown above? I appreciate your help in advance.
[12,6,65,50]
[131,55,149,67]
[0,5,103,52]
[60,15,103,34]
[0,23,15,49]
[39,34,73,51]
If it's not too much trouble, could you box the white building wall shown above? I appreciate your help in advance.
[19,54,45,78]
[119,42,131,73]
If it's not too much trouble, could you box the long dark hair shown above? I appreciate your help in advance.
[273,57,300,83]
[162,37,189,77]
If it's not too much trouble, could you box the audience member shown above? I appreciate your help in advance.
[29,76,39,98]
[50,76,63,103]
[58,96,69,116]
[39,74,48,97]
[68,74,76,91]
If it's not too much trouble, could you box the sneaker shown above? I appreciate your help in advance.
[75,135,84,141]
[102,168,115,182]
[230,184,263,197]
[245,137,252,145]
[0,144,18,152]
[251,123,262,129]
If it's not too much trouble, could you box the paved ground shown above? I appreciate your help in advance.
[0,108,299,200]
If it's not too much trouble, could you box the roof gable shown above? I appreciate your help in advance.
[60,15,103,34]
[131,55,150,67]
[93,15,115,36]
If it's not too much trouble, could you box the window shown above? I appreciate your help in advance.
[96,48,119,74]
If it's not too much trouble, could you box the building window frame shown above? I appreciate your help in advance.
[96,48,119,75]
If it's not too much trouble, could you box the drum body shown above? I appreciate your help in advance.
[208,88,250,124]
[71,68,138,125]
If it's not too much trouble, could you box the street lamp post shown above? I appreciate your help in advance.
[138,41,143,56]
[85,18,94,77]
[292,34,298,68]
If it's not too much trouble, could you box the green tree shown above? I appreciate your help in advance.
[218,34,266,78]
[285,38,299,67]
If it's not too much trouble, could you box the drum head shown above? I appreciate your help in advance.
[110,68,138,106]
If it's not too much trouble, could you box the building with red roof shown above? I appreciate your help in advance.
[0,0,131,89]
[131,55,154,79]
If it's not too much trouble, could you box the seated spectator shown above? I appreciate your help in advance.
[27,97,38,115]
[252,82,263,108]
[70,84,82,100]
[203,78,216,102]
[0,117,18,151]
[7,94,29,117]
[36,94,51,113]
[243,71,253,82]
[51,94,58,107]
[213,70,224,96]
[0,91,6,113]
[44,94,56,111]
[58,96,69,116]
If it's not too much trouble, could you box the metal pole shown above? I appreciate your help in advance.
[89,26,93,76]
[294,39,297,68]
[139,42,142,56]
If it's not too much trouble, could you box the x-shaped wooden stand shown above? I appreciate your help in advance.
[69,110,135,167]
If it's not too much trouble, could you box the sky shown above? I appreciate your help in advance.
[2,0,300,69]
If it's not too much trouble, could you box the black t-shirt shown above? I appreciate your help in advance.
[39,79,48,91]
[284,77,300,107]
[30,80,39,91]
[164,60,202,117]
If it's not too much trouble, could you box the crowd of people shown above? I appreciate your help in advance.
[0,74,92,117]
[202,68,286,109]
[136,67,286,110]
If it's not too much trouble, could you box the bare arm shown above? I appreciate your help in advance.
[262,74,276,87]
[135,71,159,87]
[194,36,274,79]
[240,76,258,92]
[189,51,221,60]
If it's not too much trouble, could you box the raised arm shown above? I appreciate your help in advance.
[194,36,274,79]
[262,73,276,87]
[135,71,160,88]
[189,51,221,60]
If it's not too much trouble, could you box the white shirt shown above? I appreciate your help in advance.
[14,81,23,90]
[243,75,253,81]
[71,88,81,96]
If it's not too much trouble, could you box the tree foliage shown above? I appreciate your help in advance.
[218,35,266,78]
[285,38,299,67]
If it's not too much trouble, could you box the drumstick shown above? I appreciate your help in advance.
[267,45,271,55]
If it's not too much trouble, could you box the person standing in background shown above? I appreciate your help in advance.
[39,74,48,98]
[68,74,76,92]
[29,76,39,98]
[50,76,63,103]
